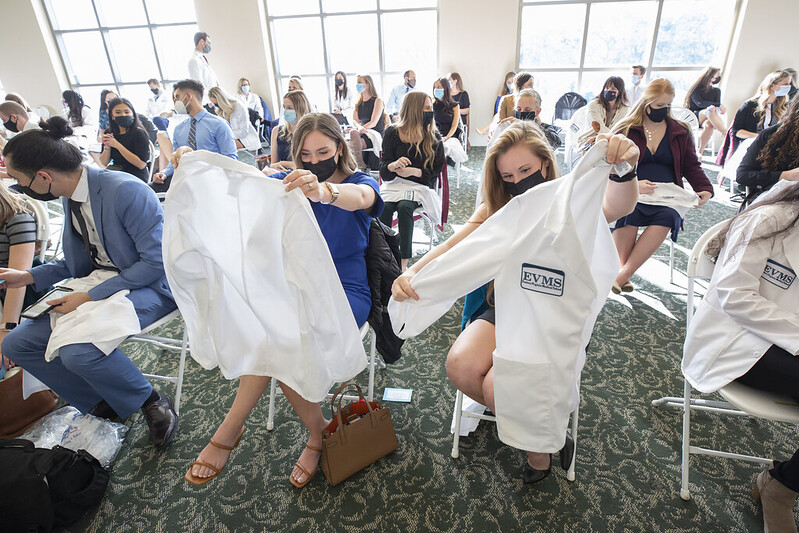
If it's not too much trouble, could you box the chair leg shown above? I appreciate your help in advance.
[451,390,464,459]
[267,378,277,431]
[669,239,675,285]
[367,327,377,402]
[680,379,692,500]
[174,326,188,416]
[567,399,579,482]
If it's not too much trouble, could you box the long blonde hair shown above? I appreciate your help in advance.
[515,89,542,124]
[0,186,33,228]
[278,90,312,140]
[291,113,358,176]
[753,69,791,122]
[207,86,238,122]
[396,91,437,170]
[613,78,690,136]
[482,121,559,216]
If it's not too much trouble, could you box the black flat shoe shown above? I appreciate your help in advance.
[559,432,575,471]
[522,460,551,485]
[141,391,179,449]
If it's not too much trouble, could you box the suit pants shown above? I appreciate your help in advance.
[2,287,177,419]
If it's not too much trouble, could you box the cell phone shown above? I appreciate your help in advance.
[21,287,74,319]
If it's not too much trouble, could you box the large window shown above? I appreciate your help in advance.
[44,0,198,115]
[265,0,438,115]
[518,0,738,119]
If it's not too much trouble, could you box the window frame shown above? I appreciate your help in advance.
[264,0,439,113]
[42,0,198,95]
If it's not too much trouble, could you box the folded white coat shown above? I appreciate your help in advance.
[162,151,367,403]
[637,181,699,219]
[388,140,619,452]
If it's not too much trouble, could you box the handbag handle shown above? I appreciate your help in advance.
[329,382,372,421]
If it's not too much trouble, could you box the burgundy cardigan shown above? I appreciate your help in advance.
[627,117,714,196]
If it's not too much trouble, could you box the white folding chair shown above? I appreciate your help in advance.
[127,309,189,415]
[266,323,381,431]
[451,387,580,482]
[650,219,799,500]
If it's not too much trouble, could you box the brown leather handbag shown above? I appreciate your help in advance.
[0,369,58,439]
[320,382,398,486]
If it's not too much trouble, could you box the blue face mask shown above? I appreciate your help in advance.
[203,43,211,54]
[283,109,297,124]
[433,88,444,100]
[774,85,791,97]
[632,75,641,85]
[356,83,365,93]
[507,83,513,91]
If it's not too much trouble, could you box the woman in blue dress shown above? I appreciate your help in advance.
[186,112,383,488]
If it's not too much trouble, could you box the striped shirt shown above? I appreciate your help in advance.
[0,212,36,267]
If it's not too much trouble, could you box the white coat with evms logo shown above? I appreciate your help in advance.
[682,202,799,393]
[388,141,619,453]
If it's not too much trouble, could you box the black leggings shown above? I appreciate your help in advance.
[736,344,799,492]
[378,200,419,259]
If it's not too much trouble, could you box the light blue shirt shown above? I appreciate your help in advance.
[387,83,411,115]
[163,109,237,177]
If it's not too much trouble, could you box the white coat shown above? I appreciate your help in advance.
[388,141,619,452]
[162,151,367,403]
[187,50,219,104]
[227,102,261,151]
[682,201,799,392]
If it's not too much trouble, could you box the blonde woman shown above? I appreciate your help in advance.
[269,90,312,170]
[350,74,385,170]
[185,113,383,488]
[729,70,792,153]
[392,121,639,484]
[0,186,37,376]
[288,76,304,92]
[208,87,260,151]
[378,91,445,270]
[235,77,264,119]
[610,79,713,293]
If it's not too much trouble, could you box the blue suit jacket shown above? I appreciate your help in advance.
[30,166,173,303]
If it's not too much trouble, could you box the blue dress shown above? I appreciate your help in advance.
[613,130,682,242]
[275,131,291,163]
[272,171,383,327]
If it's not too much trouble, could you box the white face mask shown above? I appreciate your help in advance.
[174,95,190,115]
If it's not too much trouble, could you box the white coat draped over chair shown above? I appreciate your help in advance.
[388,141,619,453]
[162,151,367,403]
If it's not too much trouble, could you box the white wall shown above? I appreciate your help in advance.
[439,0,520,146]
[0,0,67,112]
[721,0,799,115]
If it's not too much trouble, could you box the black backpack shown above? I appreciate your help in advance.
[0,439,110,532]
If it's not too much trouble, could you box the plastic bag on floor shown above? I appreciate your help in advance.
[19,406,128,467]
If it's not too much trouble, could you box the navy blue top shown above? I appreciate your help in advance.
[640,131,676,183]
[276,131,291,163]
[271,171,384,326]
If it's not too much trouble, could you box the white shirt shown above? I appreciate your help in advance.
[69,167,115,269]
[333,91,354,117]
[236,91,263,119]
[682,203,799,392]
[162,151,367,402]
[226,102,260,151]
[187,49,219,103]
[145,90,172,118]
[626,83,646,106]
[389,141,619,452]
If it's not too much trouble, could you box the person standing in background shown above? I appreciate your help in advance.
[626,65,647,106]
[187,32,218,106]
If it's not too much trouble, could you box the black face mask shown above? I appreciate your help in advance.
[646,105,669,123]
[503,169,546,197]
[150,88,160,95]
[423,111,434,127]
[3,118,18,132]
[513,110,536,121]
[712,77,721,85]
[407,79,416,88]
[13,175,58,202]
[335,78,344,87]
[113,116,135,128]
[304,154,338,182]
[603,90,618,102]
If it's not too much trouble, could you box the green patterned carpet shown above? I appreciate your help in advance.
[64,148,795,533]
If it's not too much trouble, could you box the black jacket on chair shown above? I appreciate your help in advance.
[365,218,404,364]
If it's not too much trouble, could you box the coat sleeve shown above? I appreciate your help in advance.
[88,181,168,301]
[713,209,799,355]
[420,140,445,188]
[732,100,757,137]
[379,126,399,182]
[736,128,783,191]
[679,129,714,195]
[388,201,517,338]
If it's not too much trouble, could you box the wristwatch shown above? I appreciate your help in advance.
[1,322,17,331]
[321,182,340,205]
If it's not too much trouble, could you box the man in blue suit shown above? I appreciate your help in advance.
[0,118,179,448]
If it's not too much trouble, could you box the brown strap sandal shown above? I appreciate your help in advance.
[184,426,245,486]
[289,443,322,489]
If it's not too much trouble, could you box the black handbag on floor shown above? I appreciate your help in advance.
[0,439,110,532]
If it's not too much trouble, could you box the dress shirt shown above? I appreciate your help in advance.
[162,109,237,177]
[70,167,115,270]
[626,83,646,106]
[387,83,410,115]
